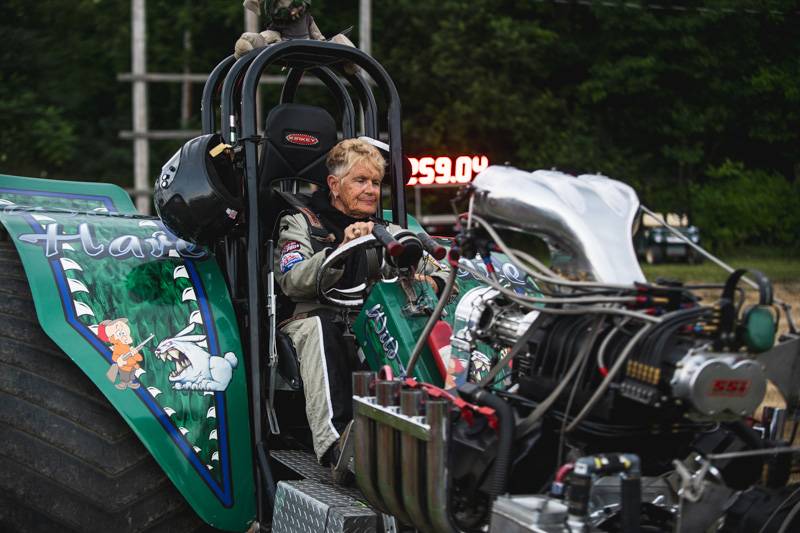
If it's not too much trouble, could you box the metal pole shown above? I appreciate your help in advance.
[132,0,149,214]
[181,28,192,129]
[359,0,371,55]
[245,4,259,33]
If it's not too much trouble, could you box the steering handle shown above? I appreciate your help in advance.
[416,232,447,260]
[372,224,405,257]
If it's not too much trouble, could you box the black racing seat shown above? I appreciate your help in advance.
[259,102,337,194]
[259,103,339,392]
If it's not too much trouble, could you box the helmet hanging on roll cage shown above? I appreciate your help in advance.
[154,133,243,245]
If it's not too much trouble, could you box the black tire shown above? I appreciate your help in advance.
[0,238,209,533]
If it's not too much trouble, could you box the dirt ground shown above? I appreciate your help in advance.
[773,282,800,338]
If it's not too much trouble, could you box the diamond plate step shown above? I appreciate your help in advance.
[270,449,365,501]
[271,449,331,481]
[272,480,377,533]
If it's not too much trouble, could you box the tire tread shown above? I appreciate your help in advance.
[0,240,206,532]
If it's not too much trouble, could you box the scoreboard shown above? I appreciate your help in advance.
[406,155,489,187]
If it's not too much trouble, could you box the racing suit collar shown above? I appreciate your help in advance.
[309,189,370,244]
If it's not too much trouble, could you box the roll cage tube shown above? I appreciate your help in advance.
[218,54,358,144]
[280,66,379,139]
[342,69,379,139]
[204,40,409,525]
[220,51,258,143]
[206,53,377,145]
[279,68,305,103]
[240,40,407,225]
[292,66,356,138]
[201,54,235,134]
[202,56,243,303]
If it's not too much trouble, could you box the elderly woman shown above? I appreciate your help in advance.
[275,138,444,466]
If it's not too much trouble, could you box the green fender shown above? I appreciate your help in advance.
[0,174,255,531]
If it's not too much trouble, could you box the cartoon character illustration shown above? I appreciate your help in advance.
[99,318,152,390]
[470,351,492,383]
[444,351,467,390]
[154,324,238,392]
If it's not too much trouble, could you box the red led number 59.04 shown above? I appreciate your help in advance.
[406,155,489,186]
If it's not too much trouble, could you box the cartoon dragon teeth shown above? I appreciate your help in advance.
[164,348,192,379]
[154,323,238,392]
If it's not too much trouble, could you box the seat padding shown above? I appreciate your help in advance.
[259,103,338,190]
[276,330,302,391]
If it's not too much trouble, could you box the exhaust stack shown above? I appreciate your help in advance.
[352,374,458,532]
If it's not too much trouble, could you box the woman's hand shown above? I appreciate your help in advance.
[340,221,375,246]
[415,273,439,294]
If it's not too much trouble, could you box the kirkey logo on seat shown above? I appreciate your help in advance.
[285,133,319,146]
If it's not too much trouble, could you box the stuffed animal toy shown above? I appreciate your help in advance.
[235,0,357,64]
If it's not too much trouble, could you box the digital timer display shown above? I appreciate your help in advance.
[406,155,489,187]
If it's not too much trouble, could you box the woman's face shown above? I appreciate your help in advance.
[328,162,383,218]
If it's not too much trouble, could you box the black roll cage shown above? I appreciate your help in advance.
[200,40,408,522]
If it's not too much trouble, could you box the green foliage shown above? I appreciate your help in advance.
[1,0,798,249]
[1,0,129,181]
[690,160,800,252]
[0,91,76,170]
[375,0,799,247]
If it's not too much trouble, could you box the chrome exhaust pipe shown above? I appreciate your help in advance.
[353,376,458,531]
[400,388,433,532]
[352,371,388,514]
[426,399,458,533]
[375,380,413,525]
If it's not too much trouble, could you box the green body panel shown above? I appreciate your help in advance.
[0,174,255,531]
[356,212,541,388]
[355,281,445,385]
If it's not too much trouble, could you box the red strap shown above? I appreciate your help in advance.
[403,378,499,430]
[426,321,452,381]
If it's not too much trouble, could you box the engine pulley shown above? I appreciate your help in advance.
[670,353,767,418]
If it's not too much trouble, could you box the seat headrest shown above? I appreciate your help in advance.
[260,103,338,188]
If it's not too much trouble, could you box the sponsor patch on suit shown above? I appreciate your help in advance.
[280,251,304,273]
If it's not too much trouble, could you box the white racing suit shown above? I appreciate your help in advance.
[274,207,447,461]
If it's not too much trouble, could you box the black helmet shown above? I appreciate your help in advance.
[154,134,243,245]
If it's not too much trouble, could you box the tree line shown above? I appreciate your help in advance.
[1,0,797,251]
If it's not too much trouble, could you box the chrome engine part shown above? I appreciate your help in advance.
[350,167,800,533]
[451,286,540,355]
[471,166,645,284]
[489,495,570,533]
[670,352,767,418]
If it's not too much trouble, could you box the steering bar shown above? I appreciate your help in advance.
[416,232,447,260]
[372,224,405,257]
